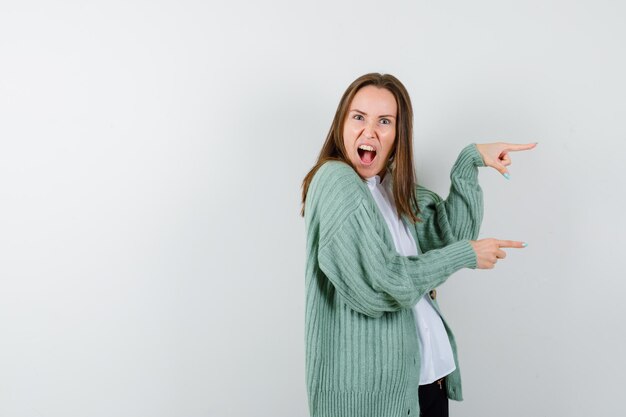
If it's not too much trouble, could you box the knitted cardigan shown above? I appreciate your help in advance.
[303,143,486,417]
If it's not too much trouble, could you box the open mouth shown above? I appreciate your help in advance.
[357,145,377,165]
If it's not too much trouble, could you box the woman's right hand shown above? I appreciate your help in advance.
[469,238,527,269]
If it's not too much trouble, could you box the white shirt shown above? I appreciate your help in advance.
[365,170,456,385]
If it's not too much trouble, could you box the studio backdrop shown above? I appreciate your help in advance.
[1,1,624,416]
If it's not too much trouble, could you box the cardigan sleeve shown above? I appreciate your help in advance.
[414,143,486,253]
[311,162,477,318]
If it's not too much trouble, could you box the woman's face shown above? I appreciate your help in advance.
[342,85,397,180]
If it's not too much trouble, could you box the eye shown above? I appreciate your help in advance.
[353,114,364,121]
[380,118,391,125]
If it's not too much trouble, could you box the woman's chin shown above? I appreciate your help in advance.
[355,163,380,178]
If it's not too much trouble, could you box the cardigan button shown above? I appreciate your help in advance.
[407,408,410,415]
[429,289,437,300]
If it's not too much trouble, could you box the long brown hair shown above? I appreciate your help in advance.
[300,73,421,224]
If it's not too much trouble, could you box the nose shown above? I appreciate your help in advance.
[363,121,377,139]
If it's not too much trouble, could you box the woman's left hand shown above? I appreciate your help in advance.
[475,142,537,179]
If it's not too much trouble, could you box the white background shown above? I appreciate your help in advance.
[1,1,625,416]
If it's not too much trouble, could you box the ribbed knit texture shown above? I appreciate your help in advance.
[304,143,486,417]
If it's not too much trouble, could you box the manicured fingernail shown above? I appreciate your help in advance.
[522,242,528,247]
[503,173,510,180]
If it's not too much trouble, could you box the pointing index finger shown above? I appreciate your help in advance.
[497,240,527,248]
[503,143,538,152]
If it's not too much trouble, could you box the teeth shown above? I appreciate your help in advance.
[358,145,375,151]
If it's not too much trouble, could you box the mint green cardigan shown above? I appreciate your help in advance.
[304,143,486,417]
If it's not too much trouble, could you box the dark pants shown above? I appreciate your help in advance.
[418,377,449,417]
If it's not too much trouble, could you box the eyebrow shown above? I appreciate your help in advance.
[350,109,396,119]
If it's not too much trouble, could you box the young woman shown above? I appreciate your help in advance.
[300,73,536,417]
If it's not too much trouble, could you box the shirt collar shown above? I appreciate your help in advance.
[366,175,381,186]
[366,167,392,188]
